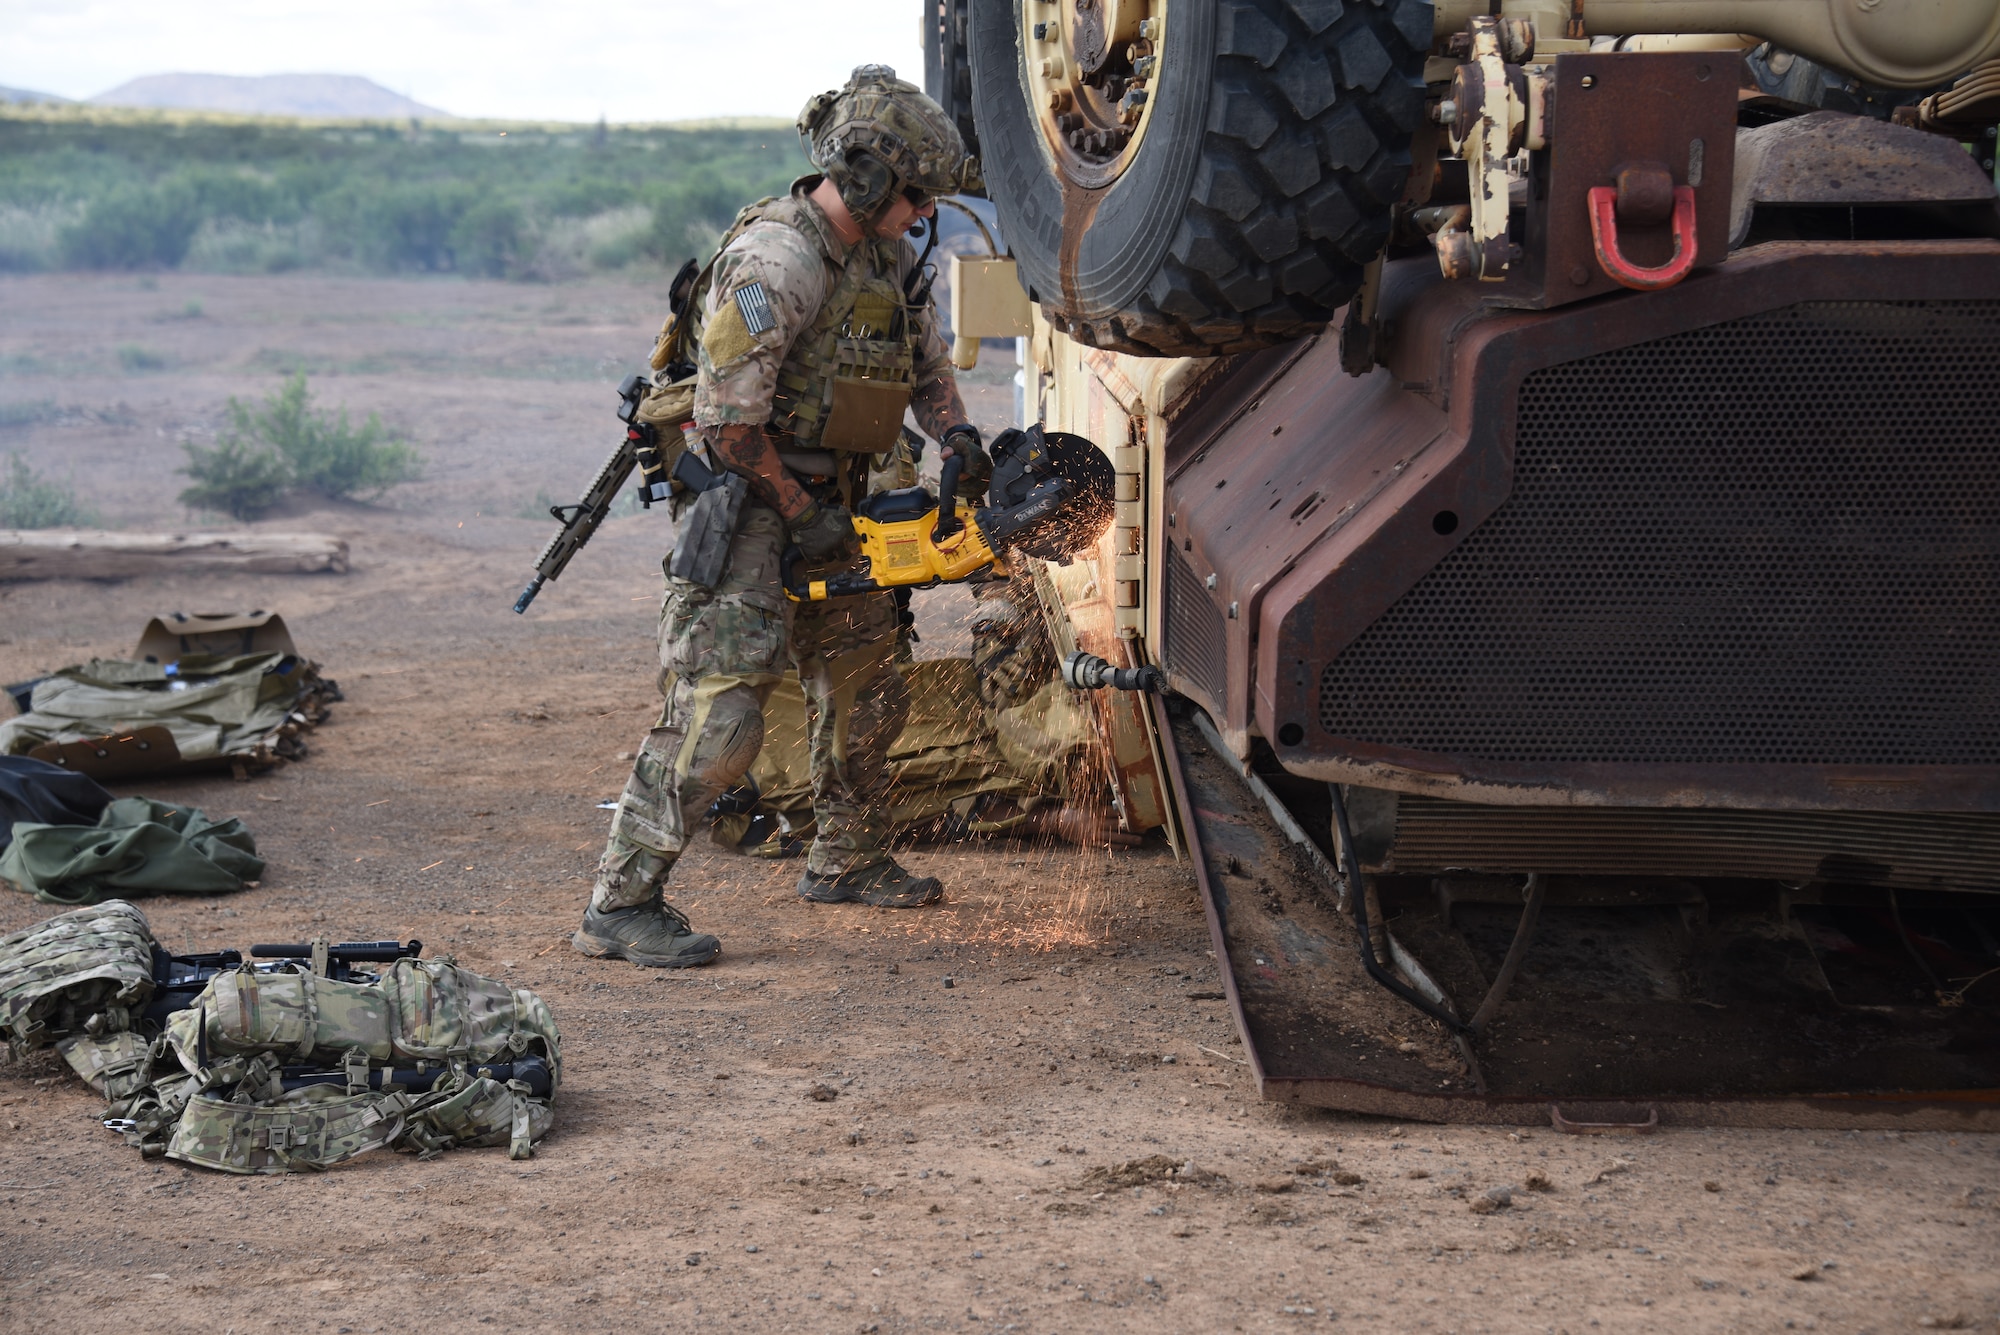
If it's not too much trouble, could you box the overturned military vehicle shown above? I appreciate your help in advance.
[926,0,2000,1125]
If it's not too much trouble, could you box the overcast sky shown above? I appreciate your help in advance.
[3,0,927,122]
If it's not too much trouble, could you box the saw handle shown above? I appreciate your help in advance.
[933,452,964,543]
[780,544,881,601]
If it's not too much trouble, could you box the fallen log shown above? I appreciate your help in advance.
[0,530,349,579]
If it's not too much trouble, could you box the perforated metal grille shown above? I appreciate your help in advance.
[1317,300,2000,765]
[1164,540,1228,710]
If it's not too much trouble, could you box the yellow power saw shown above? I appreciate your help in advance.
[781,425,1114,601]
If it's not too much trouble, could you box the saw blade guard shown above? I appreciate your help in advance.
[975,425,1116,560]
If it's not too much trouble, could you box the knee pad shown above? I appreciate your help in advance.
[682,686,766,795]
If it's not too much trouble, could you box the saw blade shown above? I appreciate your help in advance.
[1006,430,1115,560]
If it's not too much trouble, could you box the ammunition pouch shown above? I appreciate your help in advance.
[820,336,913,454]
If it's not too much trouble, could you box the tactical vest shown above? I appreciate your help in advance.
[682,193,922,456]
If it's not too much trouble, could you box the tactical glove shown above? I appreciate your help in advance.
[788,498,861,564]
[940,425,991,500]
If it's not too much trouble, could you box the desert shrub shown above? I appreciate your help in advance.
[183,219,309,274]
[179,373,420,519]
[450,197,526,278]
[0,452,97,528]
[177,435,291,521]
[116,344,166,371]
[183,168,298,226]
[0,203,75,272]
[3,110,808,276]
[0,400,58,428]
[58,180,204,269]
[260,376,420,498]
[544,179,641,218]
[645,167,742,265]
[320,180,478,271]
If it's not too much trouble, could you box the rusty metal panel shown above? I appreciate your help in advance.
[1320,298,2000,772]
[1730,110,2000,246]
[1257,239,2000,811]
[1159,333,1452,740]
[1513,52,1739,308]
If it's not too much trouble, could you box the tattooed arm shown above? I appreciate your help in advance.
[911,373,971,448]
[705,423,815,523]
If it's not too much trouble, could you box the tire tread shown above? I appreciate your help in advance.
[1072,0,1429,356]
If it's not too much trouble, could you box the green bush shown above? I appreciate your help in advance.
[0,452,97,528]
[58,180,203,269]
[450,197,525,278]
[0,399,57,428]
[3,111,807,277]
[116,344,166,371]
[645,167,742,265]
[250,373,421,498]
[321,180,478,271]
[178,373,421,519]
[0,203,72,273]
[177,435,291,521]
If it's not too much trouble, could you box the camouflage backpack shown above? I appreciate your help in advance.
[0,900,562,1173]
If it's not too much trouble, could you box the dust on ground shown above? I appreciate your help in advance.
[0,272,1995,1334]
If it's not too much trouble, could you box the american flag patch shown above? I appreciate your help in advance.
[733,281,775,336]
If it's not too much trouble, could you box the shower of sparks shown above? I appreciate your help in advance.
[662,580,1143,954]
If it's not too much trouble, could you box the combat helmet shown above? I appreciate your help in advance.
[798,65,982,224]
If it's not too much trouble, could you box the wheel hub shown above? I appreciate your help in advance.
[1070,0,1112,74]
[1024,0,1163,186]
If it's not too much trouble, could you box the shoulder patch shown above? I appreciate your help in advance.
[701,295,758,368]
[733,281,775,336]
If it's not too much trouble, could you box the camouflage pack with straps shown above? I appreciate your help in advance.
[0,901,563,1173]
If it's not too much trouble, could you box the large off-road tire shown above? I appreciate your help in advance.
[969,0,1432,357]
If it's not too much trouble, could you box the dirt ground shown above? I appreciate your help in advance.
[1,271,1996,1334]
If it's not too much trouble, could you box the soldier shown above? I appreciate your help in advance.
[573,66,989,968]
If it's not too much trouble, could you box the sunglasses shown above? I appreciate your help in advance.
[901,186,935,208]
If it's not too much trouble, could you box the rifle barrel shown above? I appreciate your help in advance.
[249,940,420,962]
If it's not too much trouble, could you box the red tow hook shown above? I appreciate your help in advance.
[1586,184,1698,291]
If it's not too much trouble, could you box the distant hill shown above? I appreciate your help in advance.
[89,73,450,119]
[1,85,71,105]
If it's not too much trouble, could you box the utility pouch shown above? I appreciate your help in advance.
[166,1084,399,1174]
[669,471,749,589]
[635,374,700,500]
[820,336,912,454]
[58,1029,155,1099]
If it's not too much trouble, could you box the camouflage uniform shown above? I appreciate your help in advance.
[592,178,961,911]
